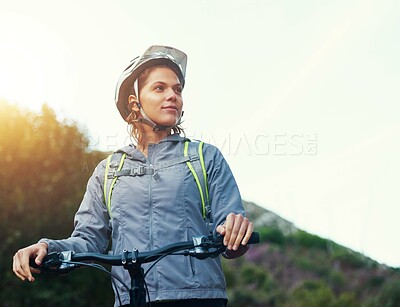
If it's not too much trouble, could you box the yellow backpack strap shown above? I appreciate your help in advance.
[198,141,209,205]
[103,153,126,218]
[184,141,210,220]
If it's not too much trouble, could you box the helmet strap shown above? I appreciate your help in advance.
[132,101,183,132]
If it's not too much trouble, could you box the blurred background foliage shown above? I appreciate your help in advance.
[1,101,399,306]
[0,101,111,306]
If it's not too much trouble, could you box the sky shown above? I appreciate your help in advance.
[1,0,399,267]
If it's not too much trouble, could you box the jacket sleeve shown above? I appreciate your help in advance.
[39,160,111,254]
[203,144,246,229]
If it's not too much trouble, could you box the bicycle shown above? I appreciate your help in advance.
[31,232,260,307]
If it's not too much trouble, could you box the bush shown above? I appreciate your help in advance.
[289,280,335,307]
[332,253,365,269]
[288,230,329,250]
[334,292,360,307]
[259,226,286,245]
[329,270,346,291]
[366,280,400,307]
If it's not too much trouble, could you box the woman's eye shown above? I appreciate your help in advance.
[175,87,183,94]
[155,86,164,91]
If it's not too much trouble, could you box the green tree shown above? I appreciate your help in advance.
[0,101,110,306]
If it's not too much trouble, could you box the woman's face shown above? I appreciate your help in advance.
[138,66,183,128]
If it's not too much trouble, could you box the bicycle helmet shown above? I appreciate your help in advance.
[115,45,187,126]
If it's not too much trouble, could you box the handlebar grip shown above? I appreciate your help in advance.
[29,259,40,268]
[29,252,63,269]
[247,232,260,244]
[213,232,260,244]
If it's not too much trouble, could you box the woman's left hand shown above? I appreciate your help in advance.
[216,213,254,251]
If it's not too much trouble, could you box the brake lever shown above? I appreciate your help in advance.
[190,236,226,259]
[29,252,62,269]
[56,251,80,274]
[30,251,79,275]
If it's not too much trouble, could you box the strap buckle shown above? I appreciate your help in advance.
[107,171,116,179]
[188,155,199,162]
[131,166,145,176]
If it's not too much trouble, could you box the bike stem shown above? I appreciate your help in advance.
[128,266,146,307]
[122,248,146,307]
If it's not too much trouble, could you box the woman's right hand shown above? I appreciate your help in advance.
[13,242,48,282]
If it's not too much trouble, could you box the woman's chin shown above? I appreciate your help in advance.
[157,117,179,127]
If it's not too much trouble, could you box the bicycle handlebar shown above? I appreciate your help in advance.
[32,232,260,273]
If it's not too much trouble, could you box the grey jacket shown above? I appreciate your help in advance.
[40,134,245,306]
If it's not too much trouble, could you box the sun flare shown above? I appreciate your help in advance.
[0,12,75,113]
[0,43,46,110]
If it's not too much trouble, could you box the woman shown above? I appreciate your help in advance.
[13,45,254,307]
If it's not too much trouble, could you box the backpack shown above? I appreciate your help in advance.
[103,140,212,226]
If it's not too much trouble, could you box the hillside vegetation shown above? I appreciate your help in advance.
[222,201,400,306]
[1,101,399,306]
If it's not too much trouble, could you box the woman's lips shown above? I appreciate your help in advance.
[162,105,178,111]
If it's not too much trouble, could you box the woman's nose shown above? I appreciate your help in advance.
[166,89,177,101]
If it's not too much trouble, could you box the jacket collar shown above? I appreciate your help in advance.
[158,134,188,143]
[116,134,189,158]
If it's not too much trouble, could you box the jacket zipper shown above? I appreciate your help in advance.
[149,162,159,299]
[148,162,154,249]
[148,145,159,299]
